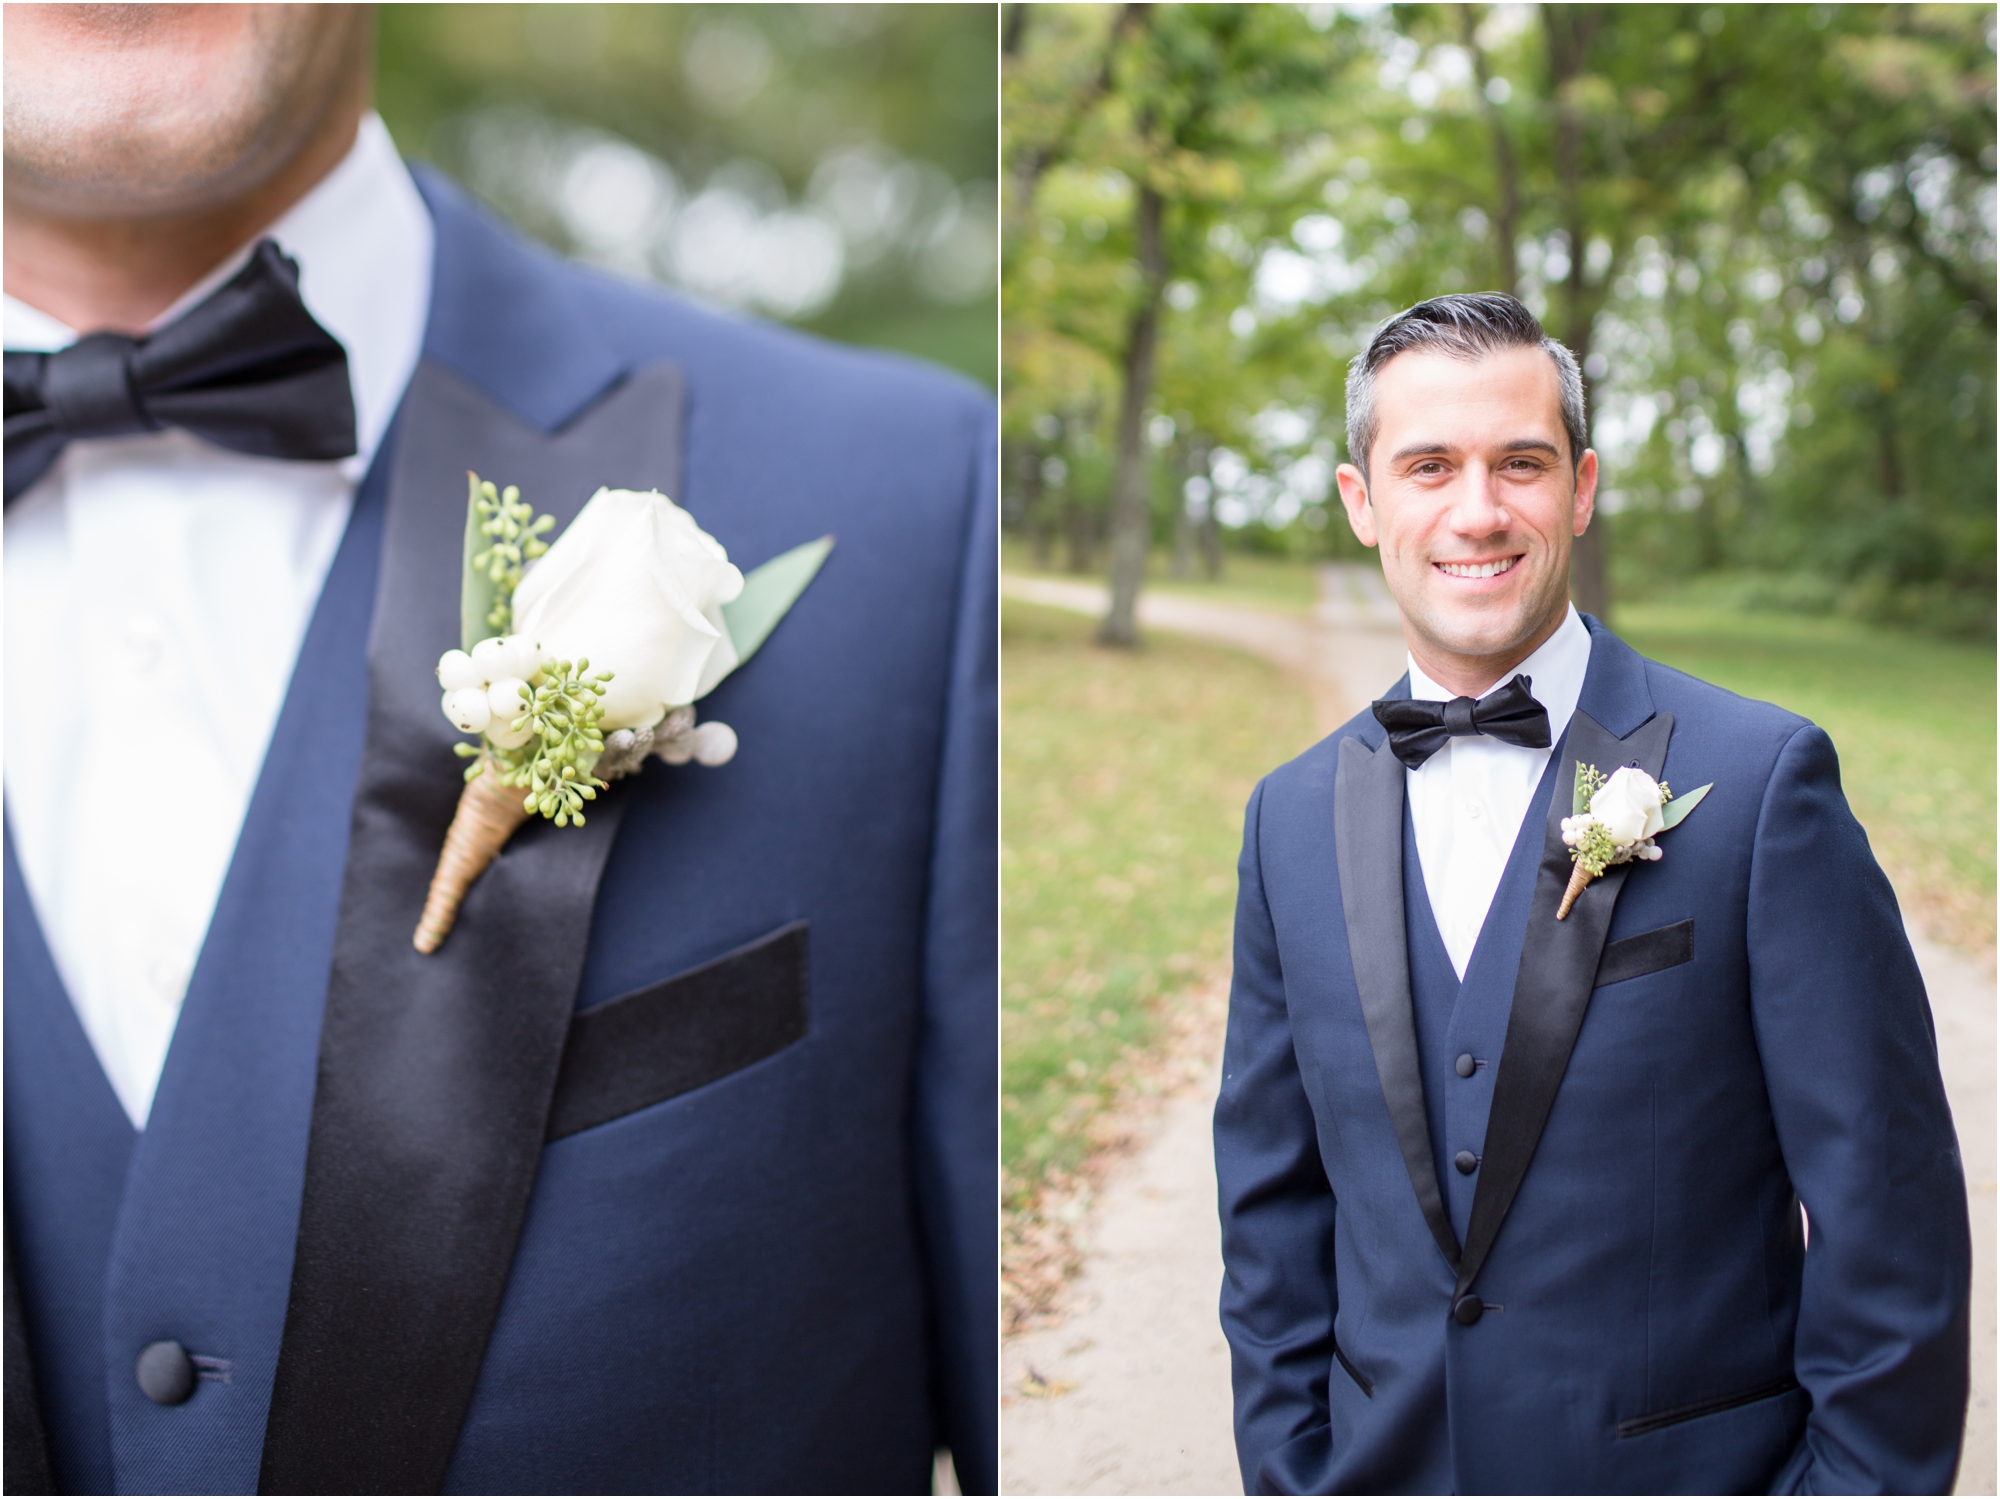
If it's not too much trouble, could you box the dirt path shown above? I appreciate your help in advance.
[1000,571,1996,1496]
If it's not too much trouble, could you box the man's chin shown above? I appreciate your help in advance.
[1404,599,1567,676]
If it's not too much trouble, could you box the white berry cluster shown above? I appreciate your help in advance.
[1559,814,1662,862]
[593,707,738,779]
[437,635,545,748]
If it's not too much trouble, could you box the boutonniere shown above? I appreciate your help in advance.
[1556,762,1711,919]
[414,475,831,952]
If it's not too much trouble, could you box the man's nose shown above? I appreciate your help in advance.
[1446,462,1509,533]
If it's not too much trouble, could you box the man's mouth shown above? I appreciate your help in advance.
[1434,557,1519,579]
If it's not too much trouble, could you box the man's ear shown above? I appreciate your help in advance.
[1335,462,1378,547]
[1571,449,1599,536]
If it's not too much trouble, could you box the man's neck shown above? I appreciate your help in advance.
[1406,601,1570,700]
[3,104,364,335]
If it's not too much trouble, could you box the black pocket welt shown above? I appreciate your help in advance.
[1333,1339,1373,1399]
[1615,1375,1798,1439]
[1595,919,1694,989]
[546,920,809,1140]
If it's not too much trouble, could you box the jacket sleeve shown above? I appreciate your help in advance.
[910,405,997,1495]
[1746,724,1971,1494]
[1215,779,1340,1493]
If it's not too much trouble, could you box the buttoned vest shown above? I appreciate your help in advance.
[4,438,389,1495]
[1402,742,1566,1252]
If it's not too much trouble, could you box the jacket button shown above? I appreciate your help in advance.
[1455,1053,1476,1078]
[1454,1149,1478,1175]
[135,1341,196,1405]
[1453,1295,1484,1326]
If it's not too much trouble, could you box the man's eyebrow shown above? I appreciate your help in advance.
[1386,437,1563,465]
[1387,442,1453,465]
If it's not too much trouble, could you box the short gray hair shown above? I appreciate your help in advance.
[1344,293,1588,485]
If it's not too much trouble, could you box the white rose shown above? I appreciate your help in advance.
[510,488,745,731]
[1588,766,1667,848]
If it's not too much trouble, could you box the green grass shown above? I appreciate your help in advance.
[1001,537,1324,616]
[1615,602,1995,952]
[1001,600,1317,1203]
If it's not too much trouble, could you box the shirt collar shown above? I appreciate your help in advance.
[3,112,433,484]
[1405,603,1594,741]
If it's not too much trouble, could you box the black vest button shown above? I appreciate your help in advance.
[136,1340,196,1405]
[1453,1295,1484,1326]
[1454,1149,1478,1175]
[1455,1053,1476,1078]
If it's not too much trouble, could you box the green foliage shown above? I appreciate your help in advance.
[1571,760,1606,815]
[375,5,996,388]
[1658,781,1710,830]
[1003,3,1995,636]
[1569,818,1618,879]
[463,474,553,644]
[490,659,614,827]
[721,535,835,665]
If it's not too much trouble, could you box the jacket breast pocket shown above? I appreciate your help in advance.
[546,920,809,1140]
[1594,918,1694,989]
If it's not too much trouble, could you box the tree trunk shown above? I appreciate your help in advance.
[1459,4,1520,295]
[1020,445,1050,567]
[1693,486,1722,571]
[1875,401,1903,500]
[1546,5,1610,622]
[1064,494,1094,574]
[1100,181,1168,647]
[1171,497,1194,578]
[1729,428,1762,534]
[1173,437,1213,580]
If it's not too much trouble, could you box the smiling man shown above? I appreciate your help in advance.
[1214,294,1968,1494]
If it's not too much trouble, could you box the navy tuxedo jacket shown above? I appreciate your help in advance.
[6,170,996,1495]
[1215,618,1969,1495]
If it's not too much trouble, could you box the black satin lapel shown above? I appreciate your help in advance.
[5,1237,53,1496]
[1454,709,1674,1304]
[1335,735,1460,1270]
[260,359,686,1495]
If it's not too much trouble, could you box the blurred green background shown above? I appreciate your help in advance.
[375,3,996,387]
[1004,2,1993,633]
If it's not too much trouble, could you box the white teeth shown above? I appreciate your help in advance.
[1438,558,1517,579]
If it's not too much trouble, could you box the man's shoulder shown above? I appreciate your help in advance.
[570,254,989,424]
[1256,701,1384,812]
[1627,644,1815,750]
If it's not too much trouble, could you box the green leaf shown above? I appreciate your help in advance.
[460,472,499,652]
[1658,781,1713,831]
[718,535,835,678]
[1572,760,1593,816]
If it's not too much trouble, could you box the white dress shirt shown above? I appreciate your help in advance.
[1404,605,1593,979]
[4,114,433,1127]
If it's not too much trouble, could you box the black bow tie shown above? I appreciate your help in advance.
[4,238,356,503]
[1372,673,1552,769]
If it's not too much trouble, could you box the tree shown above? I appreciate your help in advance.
[1005,4,1359,644]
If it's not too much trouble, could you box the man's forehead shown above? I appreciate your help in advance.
[1371,345,1564,442]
